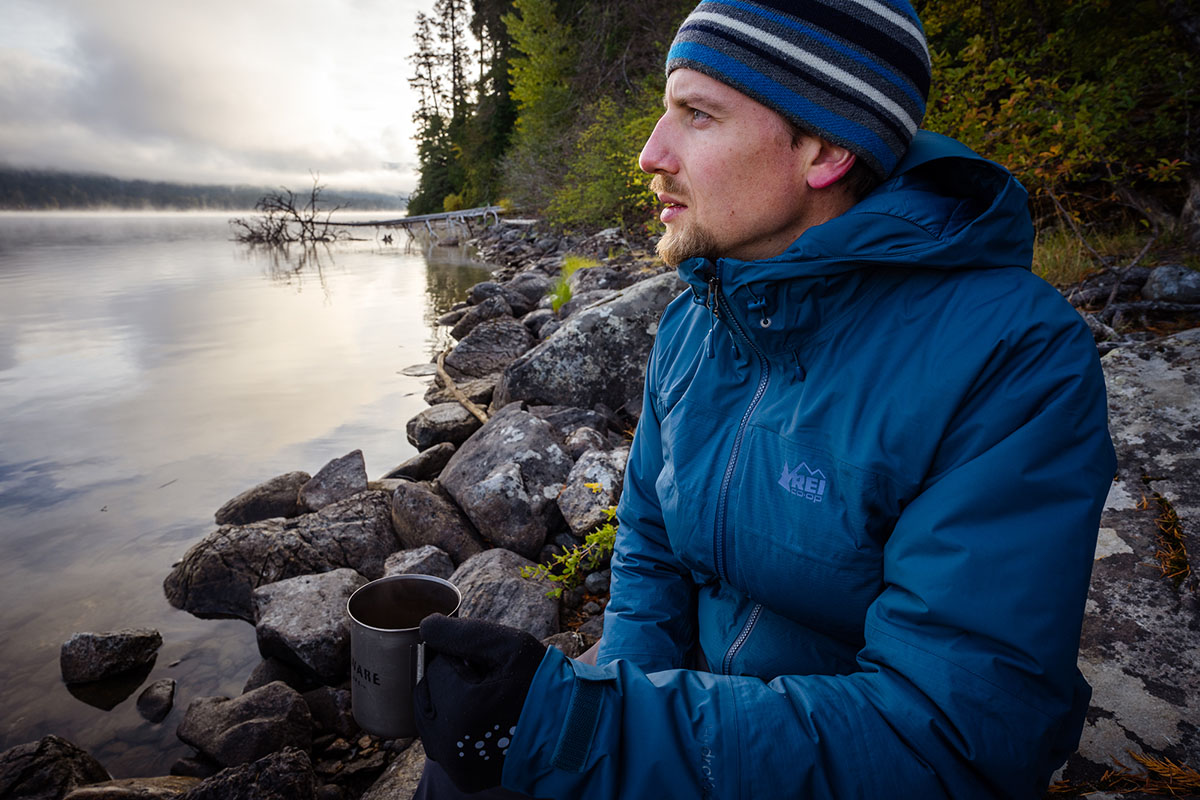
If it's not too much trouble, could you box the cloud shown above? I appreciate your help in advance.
[0,0,436,193]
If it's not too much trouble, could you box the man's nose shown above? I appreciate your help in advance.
[638,115,676,175]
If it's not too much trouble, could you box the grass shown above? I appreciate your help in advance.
[1032,225,1151,288]
[548,254,600,313]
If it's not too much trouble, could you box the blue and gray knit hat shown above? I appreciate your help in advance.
[667,0,931,178]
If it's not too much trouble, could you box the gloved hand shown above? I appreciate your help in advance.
[414,614,547,794]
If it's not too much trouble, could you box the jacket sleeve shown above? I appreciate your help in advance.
[502,308,1116,800]
[596,343,698,672]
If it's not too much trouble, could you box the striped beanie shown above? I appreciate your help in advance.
[666,0,931,178]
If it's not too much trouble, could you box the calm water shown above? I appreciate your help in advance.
[0,212,492,776]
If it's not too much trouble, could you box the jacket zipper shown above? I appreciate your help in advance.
[708,267,769,674]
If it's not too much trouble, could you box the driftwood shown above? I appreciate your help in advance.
[1099,300,1200,325]
[436,350,489,425]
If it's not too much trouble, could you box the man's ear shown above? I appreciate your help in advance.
[806,142,856,190]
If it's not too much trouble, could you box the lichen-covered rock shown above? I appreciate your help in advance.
[423,376,495,409]
[359,741,425,800]
[442,316,536,380]
[0,735,109,800]
[60,628,162,684]
[1056,328,1200,785]
[451,549,558,640]
[438,404,573,560]
[214,471,310,525]
[494,272,682,415]
[389,481,485,565]
[164,491,397,621]
[252,569,366,685]
[557,447,629,537]
[450,294,512,341]
[298,451,368,513]
[176,682,312,768]
[1141,264,1200,303]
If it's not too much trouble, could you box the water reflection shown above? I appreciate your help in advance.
[0,212,493,777]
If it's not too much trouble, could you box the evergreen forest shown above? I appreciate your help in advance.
[406,0,1199,270]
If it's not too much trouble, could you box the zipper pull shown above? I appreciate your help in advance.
[706,276,720,358]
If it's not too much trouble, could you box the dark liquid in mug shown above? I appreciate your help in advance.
[348,578,460,630]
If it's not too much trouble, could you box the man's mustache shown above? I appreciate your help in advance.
[650,174,687,202]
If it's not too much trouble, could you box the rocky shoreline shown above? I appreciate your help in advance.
[4,221,1200,799]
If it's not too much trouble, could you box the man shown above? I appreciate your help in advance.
[414,1,1116,798]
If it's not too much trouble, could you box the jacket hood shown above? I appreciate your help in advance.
[679,130,1034,292]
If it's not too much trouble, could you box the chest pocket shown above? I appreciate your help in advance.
[725,426,892,641]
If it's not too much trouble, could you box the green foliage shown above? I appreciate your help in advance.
[521,506,618,598]
[546,254,599,312]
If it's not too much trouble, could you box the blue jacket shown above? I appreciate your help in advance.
[503,131,1116,799]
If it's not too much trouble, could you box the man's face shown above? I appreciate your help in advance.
[640,68,818,266]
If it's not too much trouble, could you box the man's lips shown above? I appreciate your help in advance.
[658,193,687,223]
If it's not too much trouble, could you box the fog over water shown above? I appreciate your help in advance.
[0,211,491,775]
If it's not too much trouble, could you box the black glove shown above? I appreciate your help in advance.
[414,614,547,794]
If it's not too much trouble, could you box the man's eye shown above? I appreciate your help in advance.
[691,108,711,123]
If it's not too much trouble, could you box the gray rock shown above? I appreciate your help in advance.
[252,569,366,685]
[528,406,612,440]
[0,735,110,800]
[423,377,495,408]
[557,288,617,319]
[215,471,310,525]
[439,404,574,560]
[176,682,312,768]
[178,747,316,800]
[451,549,558,640]
[576,614,605,639]
[64,776,200,799]
[301,687,358,739]
[542,631,594,660]
[436,307,467,327]
[521,308,555,337]
[539,319,562,339]
[442,317,536,380]
[405,404,481,451]
[450,295,512,341]
[584,569,611,595]
[359,741,425,800]
[504,272,553,308]
[383,545,455,580]
[1141,264,1200,303]
[564,426,610,460]
[494,272,683,415]
[568,266,634,294]
[389,481,485,565]
[1056,328,1200,784]
[60,628,162,684]
[164,491,397,621]
[557,447,628,537]
[136,679,177,724]
[380,443,457,482]
[242,658,317,695]
[299,451,369,513]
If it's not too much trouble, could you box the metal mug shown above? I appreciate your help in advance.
[346,573,462,739]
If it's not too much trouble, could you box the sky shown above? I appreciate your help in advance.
[0,0,440,196]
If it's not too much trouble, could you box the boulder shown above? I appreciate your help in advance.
[1056,328,1200,785]
[301,686,358,739]
[176,682,312,768]
[252,569,367,685]
[494,272,683,415]
[177,747,316,800]
[568,265,636,294]
[529,405,613,441]
[383,545,455,580]
[504,271,553,309]
[442,317,536,380]
[242,658,317,696]
[521,308,555,338]
[405,404,481,451]
[557,447,629,536]
[423,377,495,408]
[0,735,109,800]
[1141,264,1200,304]
[467,281,535,316]
[64,776,200,799]
[389,481,485,565]
[438,404,574,559]
[299,451,368,513]
[380,442,456,482]
[451,549,559,640]
[214,471,309,525]
[60,628,162,684]
[450,294,512,341]
[564,426,610,460]
[359,741,426,800]
[136,679,177,724]
[557,288,617,319]
[164,491,397,621]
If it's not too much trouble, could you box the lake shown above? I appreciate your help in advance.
[0,211,493,776]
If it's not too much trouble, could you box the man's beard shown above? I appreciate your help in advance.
[651,174,719,267]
